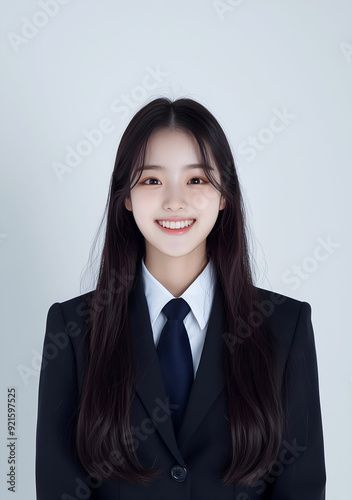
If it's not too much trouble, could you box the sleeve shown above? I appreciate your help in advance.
[268,302,326,499]
[35,302,92,500]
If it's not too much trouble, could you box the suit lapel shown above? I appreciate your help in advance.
[129,269,185,465]
[128,267,226,460]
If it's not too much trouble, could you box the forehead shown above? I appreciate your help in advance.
[130,128,222,186]
[144,129,201,164]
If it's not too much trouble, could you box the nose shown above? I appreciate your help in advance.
[162,184,187,211]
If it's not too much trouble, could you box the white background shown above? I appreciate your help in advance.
[1,1,351,498]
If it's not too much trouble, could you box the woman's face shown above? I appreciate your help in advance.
[125,128,225,264]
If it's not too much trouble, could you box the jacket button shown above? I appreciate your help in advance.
[170,465,187,482]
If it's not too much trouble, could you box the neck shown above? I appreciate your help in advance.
[144,249,208,297]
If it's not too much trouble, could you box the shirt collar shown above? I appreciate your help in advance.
[141,258,217,330]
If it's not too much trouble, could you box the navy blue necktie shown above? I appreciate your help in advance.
[157,298,193,433]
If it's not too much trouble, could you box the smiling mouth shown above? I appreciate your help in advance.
[156,219,195,229]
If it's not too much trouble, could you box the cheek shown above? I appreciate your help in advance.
[130,190,155,212]
[191,188,221,211]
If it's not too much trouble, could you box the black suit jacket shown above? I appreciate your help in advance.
[36,271,326,499]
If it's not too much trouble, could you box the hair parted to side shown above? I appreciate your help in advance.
[76,98,284,486]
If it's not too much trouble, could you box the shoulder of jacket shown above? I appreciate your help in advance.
[50,290,94,325]
[254,286,311,341]
[255,286,308,312]
[59,290,94,307]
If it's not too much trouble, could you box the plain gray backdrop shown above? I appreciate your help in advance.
[1,1,351,498]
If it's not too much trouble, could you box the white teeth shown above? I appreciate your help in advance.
[157,219,194,229]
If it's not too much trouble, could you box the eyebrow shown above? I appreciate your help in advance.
[137,163,213,173]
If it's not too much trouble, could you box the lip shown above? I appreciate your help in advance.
[155,219,196,235]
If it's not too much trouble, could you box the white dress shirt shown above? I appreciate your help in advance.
[141,258,217,377]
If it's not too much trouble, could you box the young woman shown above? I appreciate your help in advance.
[36,98,326,499]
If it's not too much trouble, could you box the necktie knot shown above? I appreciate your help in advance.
[162,298,190,321]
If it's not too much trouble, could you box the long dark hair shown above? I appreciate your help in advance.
[76,98,283,486]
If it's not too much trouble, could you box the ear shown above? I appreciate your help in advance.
[219,195,226,211]
[125,196,132,212]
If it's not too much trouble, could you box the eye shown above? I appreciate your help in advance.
[140,176,208,185]
[188,177,207,184]
[142,178,161,185]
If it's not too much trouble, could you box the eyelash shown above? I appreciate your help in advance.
[141,177,208,185]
